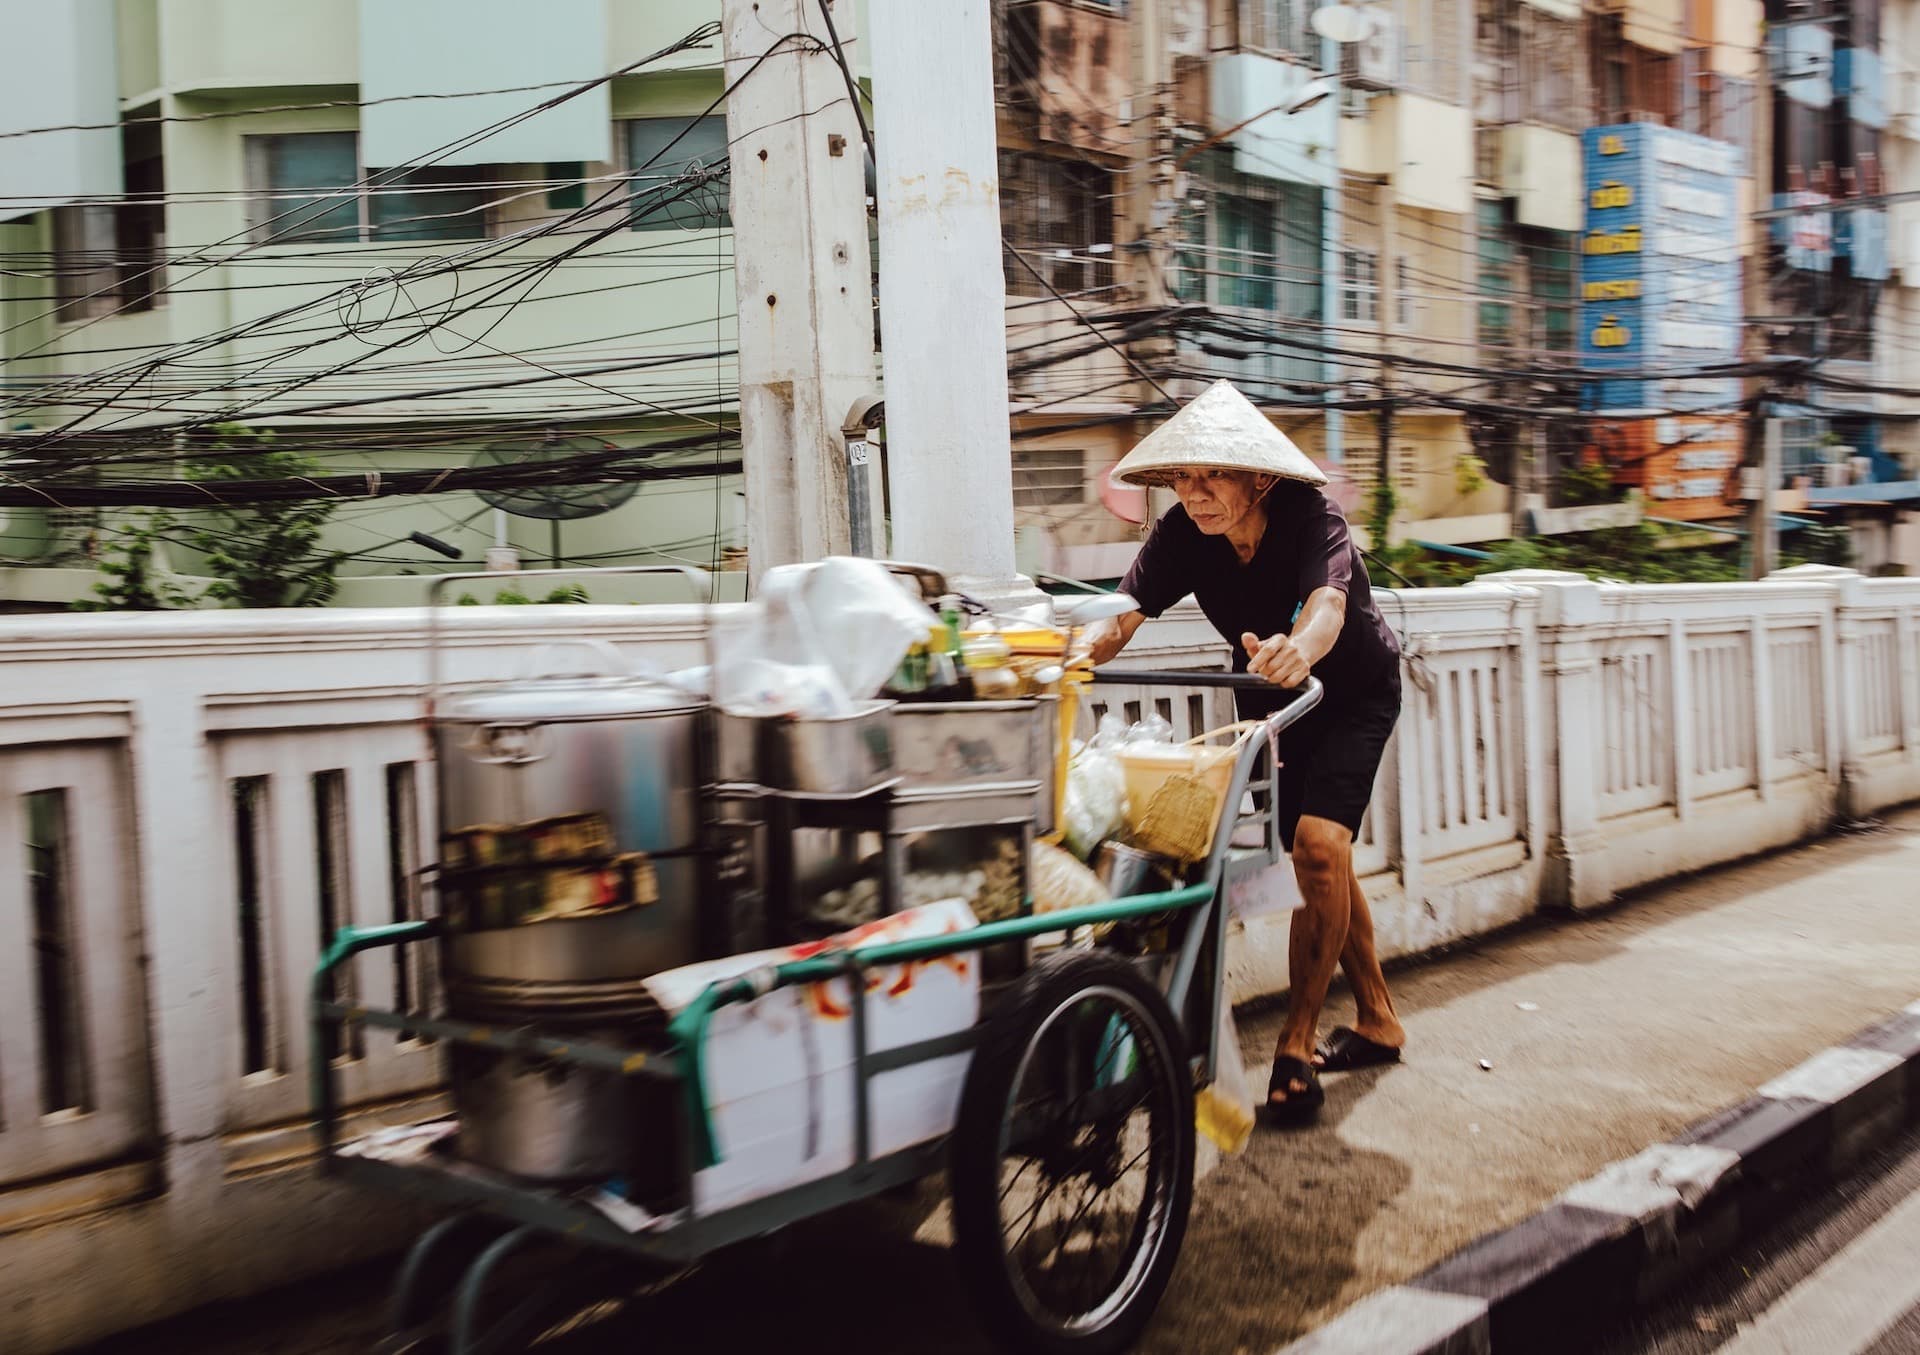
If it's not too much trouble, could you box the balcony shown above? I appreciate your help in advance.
[1339,90,1474,215]
[1498,123,1582,233]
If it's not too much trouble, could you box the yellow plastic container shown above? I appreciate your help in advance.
[1117,723,1261,861]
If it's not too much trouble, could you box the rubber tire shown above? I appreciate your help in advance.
[950,949,1195,1355]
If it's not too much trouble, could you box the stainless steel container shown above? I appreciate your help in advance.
[435,648,706,987]
[713,701,896,794]
[891,698,1054,832]
[1094,842,1181,898]
[446,973,679,1185]
[452,1039,649,1181]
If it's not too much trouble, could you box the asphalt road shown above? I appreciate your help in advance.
[1588,1124,1920,1355]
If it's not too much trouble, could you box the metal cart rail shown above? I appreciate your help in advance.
[312,670,1322,1355]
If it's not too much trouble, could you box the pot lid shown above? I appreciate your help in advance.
[443,674,704,722]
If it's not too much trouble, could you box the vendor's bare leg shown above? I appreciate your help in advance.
[1332,861,1405,1053]
[1270,816,1352,1104]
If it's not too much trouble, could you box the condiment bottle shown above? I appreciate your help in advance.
[932,597,975,700]
[963,634,1019,700]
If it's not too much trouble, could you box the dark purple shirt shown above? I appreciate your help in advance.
[1119,486,1400,703]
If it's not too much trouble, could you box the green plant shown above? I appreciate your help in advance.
[177,424,347,608]
[71,515,191,611]
[1559,460,1618,507]
[454,585,591,606]
[1453,453,1490,498]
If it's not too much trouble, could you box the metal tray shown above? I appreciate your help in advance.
[711,701,896,795]
[890,698,1053,831]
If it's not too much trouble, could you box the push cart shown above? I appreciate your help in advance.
[311,573,1323,1355]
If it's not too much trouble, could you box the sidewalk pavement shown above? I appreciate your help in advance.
[90,806,1920,1355]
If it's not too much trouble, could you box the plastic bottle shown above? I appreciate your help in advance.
[963,634,1020,700]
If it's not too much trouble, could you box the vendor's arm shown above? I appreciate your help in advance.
[1242,586,1345,687]
[1242,496,1356,687]
[1084,610,1146,665]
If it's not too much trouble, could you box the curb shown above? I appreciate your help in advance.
[1278,997,1920,1355]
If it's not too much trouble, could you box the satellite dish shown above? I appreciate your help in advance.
[1310,3,1375,43]
[471,433,640,521]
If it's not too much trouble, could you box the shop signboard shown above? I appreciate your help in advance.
[1589,415,1744,521]
[1581,123,1745,416]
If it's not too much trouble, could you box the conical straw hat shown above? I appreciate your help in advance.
[1111,380,1328,488]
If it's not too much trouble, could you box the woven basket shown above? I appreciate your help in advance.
[1119,722,1263,862]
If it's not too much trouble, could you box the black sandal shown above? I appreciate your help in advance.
[1313,1027,1403,1073]
[1262,1055,1324,1126]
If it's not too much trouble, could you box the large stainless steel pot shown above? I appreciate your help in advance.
[435,640,705,986]
[446,976,681,1187]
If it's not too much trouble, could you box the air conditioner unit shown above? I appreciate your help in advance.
[1351,13,1402,90]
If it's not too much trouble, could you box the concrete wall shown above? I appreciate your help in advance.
[0,566,1916,1351]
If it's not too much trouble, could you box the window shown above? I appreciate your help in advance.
[244,132,493,244]
[1527,235,1575,356]
[545,161,586,212]
[1012,448,1086,511]
[1477,198,1517,348]
[1241,0,1314,60]
[1174,160,1323,390]
[368,165,494,242]
[1396,256,1414,332]
[247,132,360,243]
[52,207,120,323]
[51,124,166,321]
[1216,195,1279,311]
[627,116,731,231]
[1001,151,1115,297]
[1342,248,1379,323]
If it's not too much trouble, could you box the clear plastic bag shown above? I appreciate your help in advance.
[1063,735,1127,860]
[1123,712,1175,746]
[1195,1001,1257,1155]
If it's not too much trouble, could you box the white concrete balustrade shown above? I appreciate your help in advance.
[1,567,1917,1353]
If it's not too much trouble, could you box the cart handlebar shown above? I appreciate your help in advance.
[1088,668,1324,696]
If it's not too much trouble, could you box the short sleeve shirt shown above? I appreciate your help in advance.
[1119,485,1401,702]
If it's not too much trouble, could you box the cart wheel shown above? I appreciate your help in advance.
[951,950,1194,1355]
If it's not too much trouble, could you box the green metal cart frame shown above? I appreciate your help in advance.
[312,672,1321,1355]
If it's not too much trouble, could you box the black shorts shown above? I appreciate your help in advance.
[1236,672,1401,851]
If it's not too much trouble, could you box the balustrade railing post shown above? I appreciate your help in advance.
[1669,617,1694,822]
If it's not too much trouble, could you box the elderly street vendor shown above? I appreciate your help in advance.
[1086,379,1406,1125]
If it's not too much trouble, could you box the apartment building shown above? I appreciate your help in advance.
[0,1,768,604]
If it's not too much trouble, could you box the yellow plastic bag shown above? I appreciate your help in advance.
[1195,1000,1257,1154]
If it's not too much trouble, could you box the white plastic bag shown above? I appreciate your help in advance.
[805,557,938,700]
[1062,738,1127,860]
[755,558,935,709]
[708,559,933,717]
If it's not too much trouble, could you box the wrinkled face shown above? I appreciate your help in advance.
[1167,468,1275,536]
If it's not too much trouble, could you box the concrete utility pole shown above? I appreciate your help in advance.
[720,0,877,577]
[1750,412,1782,577]
[868,0,1036,601]
[1125,0,1178,390]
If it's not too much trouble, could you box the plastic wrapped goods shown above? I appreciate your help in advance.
[712,557,937,717]
[1030,840,1109,915]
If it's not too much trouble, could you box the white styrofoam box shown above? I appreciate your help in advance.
[646,899,981,1214]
